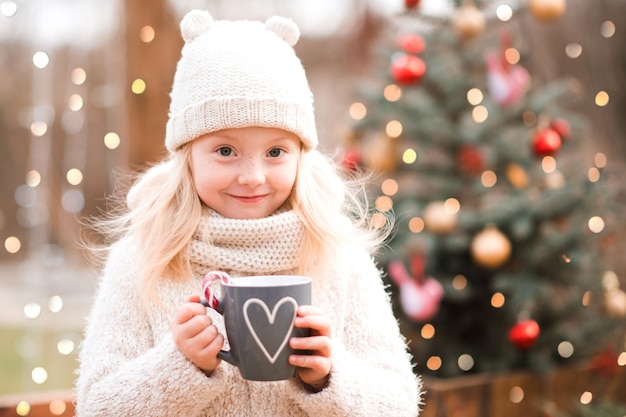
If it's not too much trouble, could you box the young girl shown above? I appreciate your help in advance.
[75,9,422,416]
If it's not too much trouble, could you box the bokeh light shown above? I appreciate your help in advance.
[580,391,593,405]
[421,324,435,339]
[131,78,146,94]
[496,4,513,21]
[33,51,50,69]
[426,356,442,371]
[66,168,83,185]
[565,43,582,59]
[49,400,67,416]
[458,354,474,371]
[71,67,87,85]
[26,170,42,187]
[452,275,467,290]
[386,120,403,138]
[402,148,418,164]
[15,401,30,416]
[481,170,497,187]
[467,88,483,105]
[61,189,85,213]
[381,178,398,196]
[384,84,402,102]
[509,386,524,404]
[505,48,520,65]
[5,236,22,253]
[375,195,393,212]
[600,20,615,38]
[557,341,574,358]
[30,121,48,136]
[472,105,488,123]
[48,295,64,313]
[104,131,121,149]
[408,216,425,233]
[349,102,366,120]
[595,91,609,106]
[32,366,48,384]
[0,1,17,17]
[57,338,75,355]
[588,216,605,233]
[24,303,41,319]
[140,25,156,42]
[68,94,84,111]
[15,184,36,207]
[444,198,460,214]
[491,292,505,308]
[588,167,600,182]
[370,211,388,229]
[541,156,556,173]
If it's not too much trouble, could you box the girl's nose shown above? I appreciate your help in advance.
[238,158,266,186]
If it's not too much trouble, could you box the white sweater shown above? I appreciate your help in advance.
[75,210,422,416]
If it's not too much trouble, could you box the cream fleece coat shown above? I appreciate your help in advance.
[75,210,422,416]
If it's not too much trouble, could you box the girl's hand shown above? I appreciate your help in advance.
[172,294,223,375]
[289,305,332,392]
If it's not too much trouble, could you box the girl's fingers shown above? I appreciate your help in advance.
[290,335,331,356]
[294,314,331,337]
[173,298,206,325]
[289,352,330,370]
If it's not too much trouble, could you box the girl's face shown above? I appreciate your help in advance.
[190,127,301,219]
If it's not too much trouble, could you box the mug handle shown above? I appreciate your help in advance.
[199,271,237,366]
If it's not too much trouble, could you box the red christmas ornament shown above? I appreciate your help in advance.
[589,345,621,377]
[549,118,571,140]
[457,145,484,175]
[532,128,562,157]
[405,0,421,9]
[398,33,425,54]
[391,53,426,85]
[509,319,540,349]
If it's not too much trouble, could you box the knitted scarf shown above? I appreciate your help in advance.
[189,208,304,275]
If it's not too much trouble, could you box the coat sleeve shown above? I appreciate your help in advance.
[74,242,232,417]
[286,248,423,417]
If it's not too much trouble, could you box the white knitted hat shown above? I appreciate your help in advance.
[165,10,318,152]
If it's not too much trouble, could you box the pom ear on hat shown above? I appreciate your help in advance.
[265,16,300,47]
[180,9,214,42]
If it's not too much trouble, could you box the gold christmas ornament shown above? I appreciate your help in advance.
[452,4,486,39]
[470,226,512,269]
[604,288,626,317]
[364,133,397,173]
[506,163,529,189]
[423,201,458,234]
[529,0,566,21]
[603,271,626,317]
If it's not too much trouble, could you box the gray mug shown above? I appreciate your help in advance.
[201,271,312,381]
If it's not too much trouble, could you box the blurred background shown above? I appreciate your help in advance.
[0,0,625,415]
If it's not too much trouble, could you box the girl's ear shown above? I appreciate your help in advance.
[265,16,300,47]
[180,10,215,43]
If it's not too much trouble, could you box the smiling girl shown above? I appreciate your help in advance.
[75,10,422,417]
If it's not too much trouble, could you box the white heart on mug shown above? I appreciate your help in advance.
[243,296,298,364]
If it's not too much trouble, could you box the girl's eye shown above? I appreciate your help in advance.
[268,148,283,158]
[217,147,233,156]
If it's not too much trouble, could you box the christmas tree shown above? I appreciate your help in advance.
[345,0,626,380]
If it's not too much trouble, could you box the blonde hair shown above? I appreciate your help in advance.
[85,144,391,298]
[291,149,390,277]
